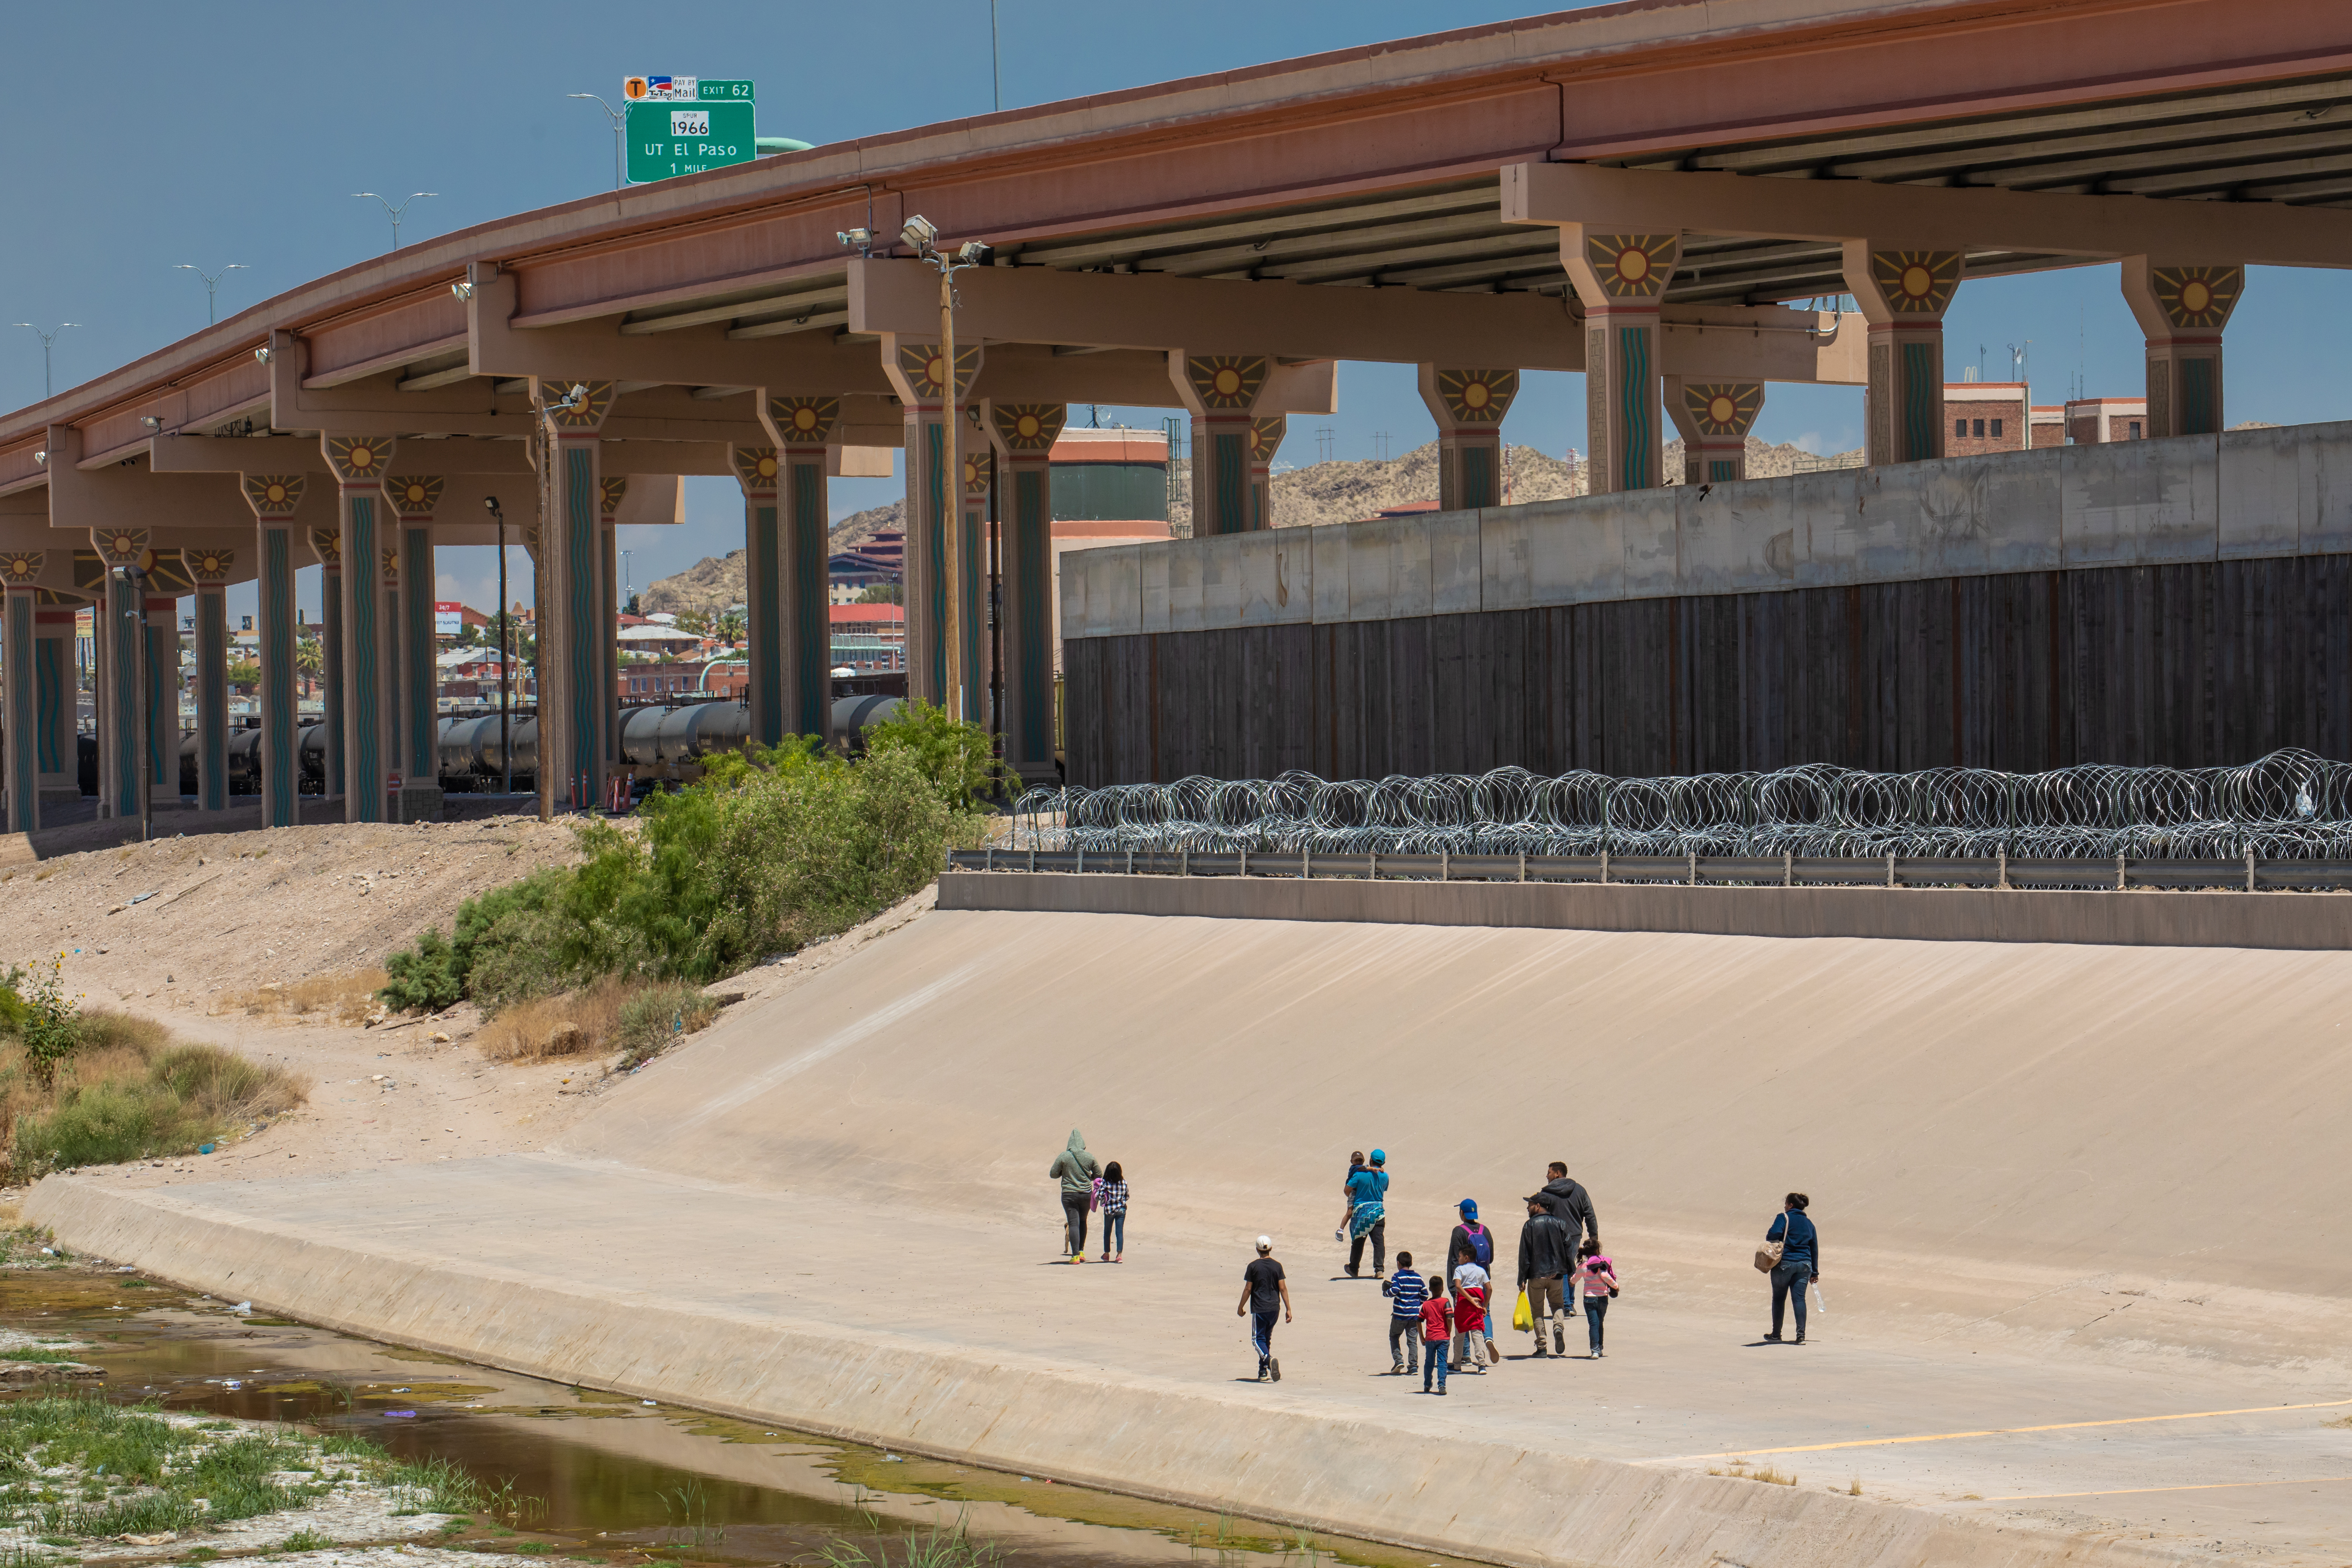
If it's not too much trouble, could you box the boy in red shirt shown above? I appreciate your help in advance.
[1418,1276,1454,1395]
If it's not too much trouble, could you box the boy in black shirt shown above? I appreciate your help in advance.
[1235,1236,1294,1381]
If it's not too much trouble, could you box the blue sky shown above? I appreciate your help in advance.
[6,3,2347,617]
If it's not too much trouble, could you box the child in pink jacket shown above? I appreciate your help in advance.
[1570,1240,1619,1359]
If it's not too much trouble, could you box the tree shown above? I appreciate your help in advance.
[716,608,747,646]
[857,582,903,605]
[225,659,262,688]
[676,607,715,638]
[295,637,324,676]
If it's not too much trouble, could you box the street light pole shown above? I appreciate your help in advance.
[173,264,248,326]
[568,94,626,190]
[12,322,78,399]
[352,191,438,252]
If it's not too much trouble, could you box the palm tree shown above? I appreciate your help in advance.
[716,607,747,647]
[295,637,324,676]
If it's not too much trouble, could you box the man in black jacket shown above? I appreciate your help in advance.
[1536,1161,1599,1318]
[1516,1197,1576,1356]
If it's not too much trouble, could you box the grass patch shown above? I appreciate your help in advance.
[0,1349,80,1364]
[279,1528,334,1551]
[222,971,386,1025]
[386,1455,487,1515]
[615,984,720,1070]
[475,978,629,1063]
[1707,1462,1797,1486]
[5,1030,306,1179]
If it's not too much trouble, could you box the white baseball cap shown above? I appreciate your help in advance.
[1256,1235,1272,1249]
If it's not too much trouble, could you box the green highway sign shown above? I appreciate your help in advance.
[694,80,755,102]
[625,100,757,183]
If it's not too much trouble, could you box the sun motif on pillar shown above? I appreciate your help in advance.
[384,475,444,516]
[72,552,104,594]
[540,381,617,432]
[964,448,994,496]
[93,529,149,567]
[1435,369,1520,426]
[1184,356,1269,411]
[380,549,401,580]
[600,477,630,517]
[308,528,342,569]
[0,551,43,586]
[1683,382,1764,439]
[1248,417,1287,465]
[185,548,235,583]
[2150,265,2243,331]
[1584,235,1679,299]
[991,402,1067,453]
[242,474,307,518]
[323,436,390,483]
[1869,251,1963,316]
[733,446,781,496]
[896,344,980,403]
[768,395,840,447]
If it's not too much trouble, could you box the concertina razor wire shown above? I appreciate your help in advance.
[1012,749,2352,860]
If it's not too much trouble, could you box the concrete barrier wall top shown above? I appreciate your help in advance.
[1068,419,2352,640]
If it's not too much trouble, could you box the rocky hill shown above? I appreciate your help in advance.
[642,438,1862,613]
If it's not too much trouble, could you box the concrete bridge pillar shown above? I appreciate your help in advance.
[1248,417,1285,530]
[321,436,395,822]
[884,341,982,718]
[185,546,236,813]
[90,527,149,819]
[32,606,72,811]
[989,402,1067,783]
[599,477,623,777]
[307,525,345,803]
[1171,355,1271,535]
[243,476,306,826]
[731,444,787,747]
[3,584,35,831]
[756,395,845,744]
[1665,378,1765,483]
[1417,368,1520,509]
[963,421,995,735]
[385,476,444,819]
[1844,245,1962,466]
[1561,232,1680,493]
[535,381,615,813]
[2122,260,2241,438]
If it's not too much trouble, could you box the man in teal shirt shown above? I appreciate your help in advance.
[1345,1149,1390,1278]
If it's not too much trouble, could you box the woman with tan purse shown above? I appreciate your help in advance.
[1759,1193,1818,1344]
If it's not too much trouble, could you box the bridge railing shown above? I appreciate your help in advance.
[948,847,2352,893]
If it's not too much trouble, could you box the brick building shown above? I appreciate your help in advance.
[2066,397,2149,444]
[1941,382,2063,455]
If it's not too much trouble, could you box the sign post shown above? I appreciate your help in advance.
[621,78,757,184]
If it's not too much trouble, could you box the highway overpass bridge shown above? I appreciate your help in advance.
[2,0,2348,822]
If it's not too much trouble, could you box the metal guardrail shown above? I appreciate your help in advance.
[950,847,2352,893]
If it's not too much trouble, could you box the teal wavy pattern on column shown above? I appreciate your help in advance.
[1016,469,1050,759]
[751,502,783,744]
[1461,445,1494,509]
[322,574,344,798]
[199,591,227,811]
[144,615,172,794]
[1901,341,1936,462]
[791,464,826,735]
[960,504,983,722]
[7,599,32,826]
[1212,433,1245,535]
[1616,325,1653,488]
[111,587,138,817]
[348,498,381,820]
[262,528,295,825]
[1709,459,1738,483]
[564,446,597,805]
[2181,357,2216,436]
[405,528,434,778]
[34,635,62,775]
[925,424,947,698]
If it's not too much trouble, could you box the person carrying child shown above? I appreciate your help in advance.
[1418,1273,1454,1395]
[1380,1250,1425,1374]
[1448,1200,1499,1369]
[1570,1239,1619,1359]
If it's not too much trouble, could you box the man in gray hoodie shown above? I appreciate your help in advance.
[1049,1130,1101,1263]
[1536,1161,1599,1317]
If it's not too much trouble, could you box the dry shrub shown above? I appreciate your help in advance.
[223,969,387,1025]
[0,1016,308,1179]
[476,976,630,1062]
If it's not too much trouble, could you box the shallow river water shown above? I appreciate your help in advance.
[0,1266,1487,1568]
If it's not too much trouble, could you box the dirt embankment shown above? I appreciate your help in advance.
[0,815,584,1015]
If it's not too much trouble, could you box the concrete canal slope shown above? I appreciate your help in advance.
[32,907,2352,1568]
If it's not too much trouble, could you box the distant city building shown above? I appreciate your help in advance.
[434,600,493,638]
[621,660,743,702]
[2066,396,2150,444]
[1942,382,2063,455]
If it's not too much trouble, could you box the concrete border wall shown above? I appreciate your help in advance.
[1063,421,2352,641]
[29,1175,2208,1568]
[938,871,2352,949]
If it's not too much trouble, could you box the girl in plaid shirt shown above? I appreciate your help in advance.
[1097,1162,1128,1262]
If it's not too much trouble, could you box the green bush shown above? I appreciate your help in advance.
[614,983,720,1069]
[19,957,80,1090]
[10,1040,304,1178]
[378,868,578,1016]
[378,928,463,1013]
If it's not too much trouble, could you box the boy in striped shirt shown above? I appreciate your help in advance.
[1380,1251,1425,1374]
